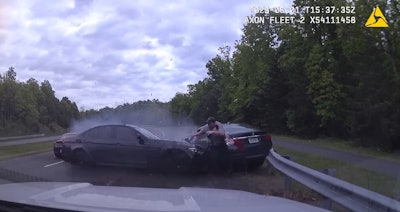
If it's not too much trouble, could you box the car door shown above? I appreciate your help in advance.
[80,127,100,161]
[82,126,117,163]
[114,126,145,167]
[133,127,162,167]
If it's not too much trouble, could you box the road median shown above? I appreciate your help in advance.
[0,134,45,142]
[0,141,54,160]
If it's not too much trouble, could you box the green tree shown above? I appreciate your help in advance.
[170,92,192,120]
[230,13,277,124]
[0,68,81,135]
[205,46,234,121]
[187,79,219,124]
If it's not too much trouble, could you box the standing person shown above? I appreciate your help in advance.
[194,117,232,174]
[195,117,225,137]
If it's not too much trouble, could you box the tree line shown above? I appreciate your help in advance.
[0,67,80,136]
[170,0,400,150]
[0,68,175,136]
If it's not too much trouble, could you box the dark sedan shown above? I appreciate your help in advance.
[192,123,272,170]
[53,133,77,158]
[61,124,202,172]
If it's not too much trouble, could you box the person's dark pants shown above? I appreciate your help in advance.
[206,145,232,173]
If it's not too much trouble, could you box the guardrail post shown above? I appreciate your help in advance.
[282,155,293,192]
[320,168,336,210]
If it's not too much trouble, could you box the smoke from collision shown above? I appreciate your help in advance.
[69,104,198,141]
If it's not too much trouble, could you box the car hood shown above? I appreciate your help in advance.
[0,182,328,212]
[157,138,194,146]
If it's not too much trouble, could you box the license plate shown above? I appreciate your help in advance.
[248,137,259,144]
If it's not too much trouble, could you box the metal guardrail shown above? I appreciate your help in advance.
[267,148,400,212]
[0,134,45,142]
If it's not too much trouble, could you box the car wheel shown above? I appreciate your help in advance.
[54,152,61,158]
[248,157,265,170]
[74,150,91,167]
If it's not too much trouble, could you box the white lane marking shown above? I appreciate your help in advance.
[44,161,64,168]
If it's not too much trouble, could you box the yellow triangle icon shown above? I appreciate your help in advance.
[365,6,389,27]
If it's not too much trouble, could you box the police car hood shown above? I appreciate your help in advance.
[0,182,329,212]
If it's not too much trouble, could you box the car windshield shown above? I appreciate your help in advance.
[224,124,256,134]
[1,0,399,211]
[134,127,161,140]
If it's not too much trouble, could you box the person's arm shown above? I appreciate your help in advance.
[207,122,225,136]
[193,125,207,137]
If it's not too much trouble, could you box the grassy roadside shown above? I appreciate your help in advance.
[272,134,400,163]
[274,146,400,200]
[0,141,53,159]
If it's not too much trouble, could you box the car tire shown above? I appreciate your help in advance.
[247,157,265,170]
[74,150,91,167]
[54,152,61,158]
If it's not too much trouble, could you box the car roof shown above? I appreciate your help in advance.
[85,124,137,129]
[76,124,135,134]
[86,124,160,139]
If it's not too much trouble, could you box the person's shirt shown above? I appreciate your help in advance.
[197,121,225,136]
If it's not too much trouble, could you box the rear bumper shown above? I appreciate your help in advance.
[231,152,267,161]
[229,144,270,160]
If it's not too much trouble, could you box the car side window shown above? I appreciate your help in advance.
[83,128,98,140]
[96,126,115,144]
[115,126,137,143]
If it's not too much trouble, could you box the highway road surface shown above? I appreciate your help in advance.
[0,151,285,197]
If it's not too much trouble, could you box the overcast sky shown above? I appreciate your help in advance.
[0,0,291,110]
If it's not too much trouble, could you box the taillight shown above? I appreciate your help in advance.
[233,138,245,152]
[264,134,271,142]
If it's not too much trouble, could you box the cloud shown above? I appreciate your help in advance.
[0,0,292,110]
